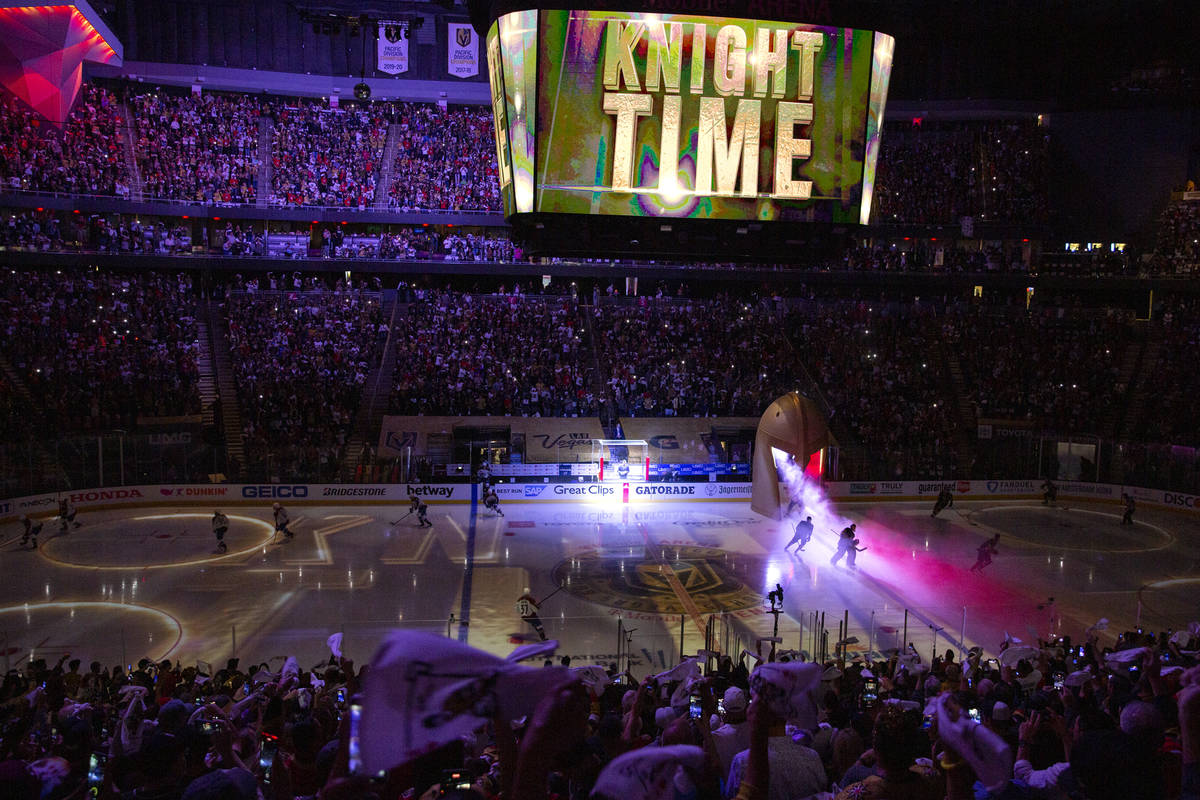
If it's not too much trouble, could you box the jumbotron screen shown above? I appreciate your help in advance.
[486,10,893,224]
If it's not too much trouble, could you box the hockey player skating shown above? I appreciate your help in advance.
[483,488,504,517]
[515,592,547,640]
[19,515,43,549]
[416,500,432,528]
[1121,493,1136,525]
[931,488,954,517]
[846,537,867,569]
[784,515,814,553]
[212,510,230,553]
[970,533,1001,573]
[58,499,80,532]
[1042,479,1058,505]
[272,503,294,541]
[830,524,858,567]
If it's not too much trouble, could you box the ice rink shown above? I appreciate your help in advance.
[3,494,1197,673]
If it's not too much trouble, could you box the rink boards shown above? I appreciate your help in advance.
[3,479,1197,520]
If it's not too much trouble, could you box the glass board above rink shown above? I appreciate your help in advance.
[486,10,894,223]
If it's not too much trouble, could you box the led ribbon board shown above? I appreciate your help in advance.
[487,10,893,223]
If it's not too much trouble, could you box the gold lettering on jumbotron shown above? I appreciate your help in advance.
[689,23,706,94]
[791,31,823,101]
[603,20,643,91]
[696,96,761,197]
[773,101,813,198]
[753,28,789,99]
[645,22,683,93]
[659,93,682,197]
[486,34,511,189]
[603,91,654,190]
[712,25,747,97]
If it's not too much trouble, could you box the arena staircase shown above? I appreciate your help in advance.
[580,301,620,434]
[1099,326,1147,441]
[373,123,402,209]
[939,345,978,473]
[340,293,401,480]
[255,117,273,208]
[204,298,246,476]
[1113,332,1160,442]
[193,319,219,430]
[118,102,144,202]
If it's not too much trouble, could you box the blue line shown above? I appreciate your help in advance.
[458,483,478,642]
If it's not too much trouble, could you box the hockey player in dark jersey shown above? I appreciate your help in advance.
[272,503,294,540]
[58,499,80,532]
[483,488,504,517]
[416,500,432,528]
[19,515,43,548]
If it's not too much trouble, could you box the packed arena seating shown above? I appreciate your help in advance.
[0,623,1195,800]
[225,285,385,480]
[0,268,201,432]
[1152,199,1200,275]
[592,296,794,418]
[0,84,129,197]
[130,91,261,204]
[789,301,962,479]
[386,102,501,212]
[269,100,386,208]
[389,290,595,417]
[874,119,1050,225]
[949,307,1135,435]
[1135,307,1199,448]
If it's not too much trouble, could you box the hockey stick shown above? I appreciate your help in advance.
[536,584,566,605]
[389,509,414,525]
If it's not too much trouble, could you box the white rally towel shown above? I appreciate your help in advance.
[574,665,612,695]
[1104,646,1150,668]
[935,694,1012,794]
[361,631,572,774]
[1064,669,1093,688]
[327,633,343,659]
[590,744,704,800]
[653,658,700,686]
[749,661,822,731]
[999,646,1039,668]
[507,639,559,663]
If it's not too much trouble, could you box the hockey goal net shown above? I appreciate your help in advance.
[590,439,651,482]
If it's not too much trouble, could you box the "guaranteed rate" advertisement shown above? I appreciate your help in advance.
[487,10,893,223]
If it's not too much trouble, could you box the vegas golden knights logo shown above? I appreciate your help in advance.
[455,26,471,47]
[384,24,401,43]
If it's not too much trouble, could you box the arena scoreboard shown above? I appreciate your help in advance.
[486,10,893,225]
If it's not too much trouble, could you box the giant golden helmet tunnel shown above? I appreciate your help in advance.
[751,392,832,519]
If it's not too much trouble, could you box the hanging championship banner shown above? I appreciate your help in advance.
[378,20,410,75]
[447,22,479,78]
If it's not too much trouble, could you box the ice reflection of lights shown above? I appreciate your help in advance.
[0,601,183,658]
[41,513,275,570]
